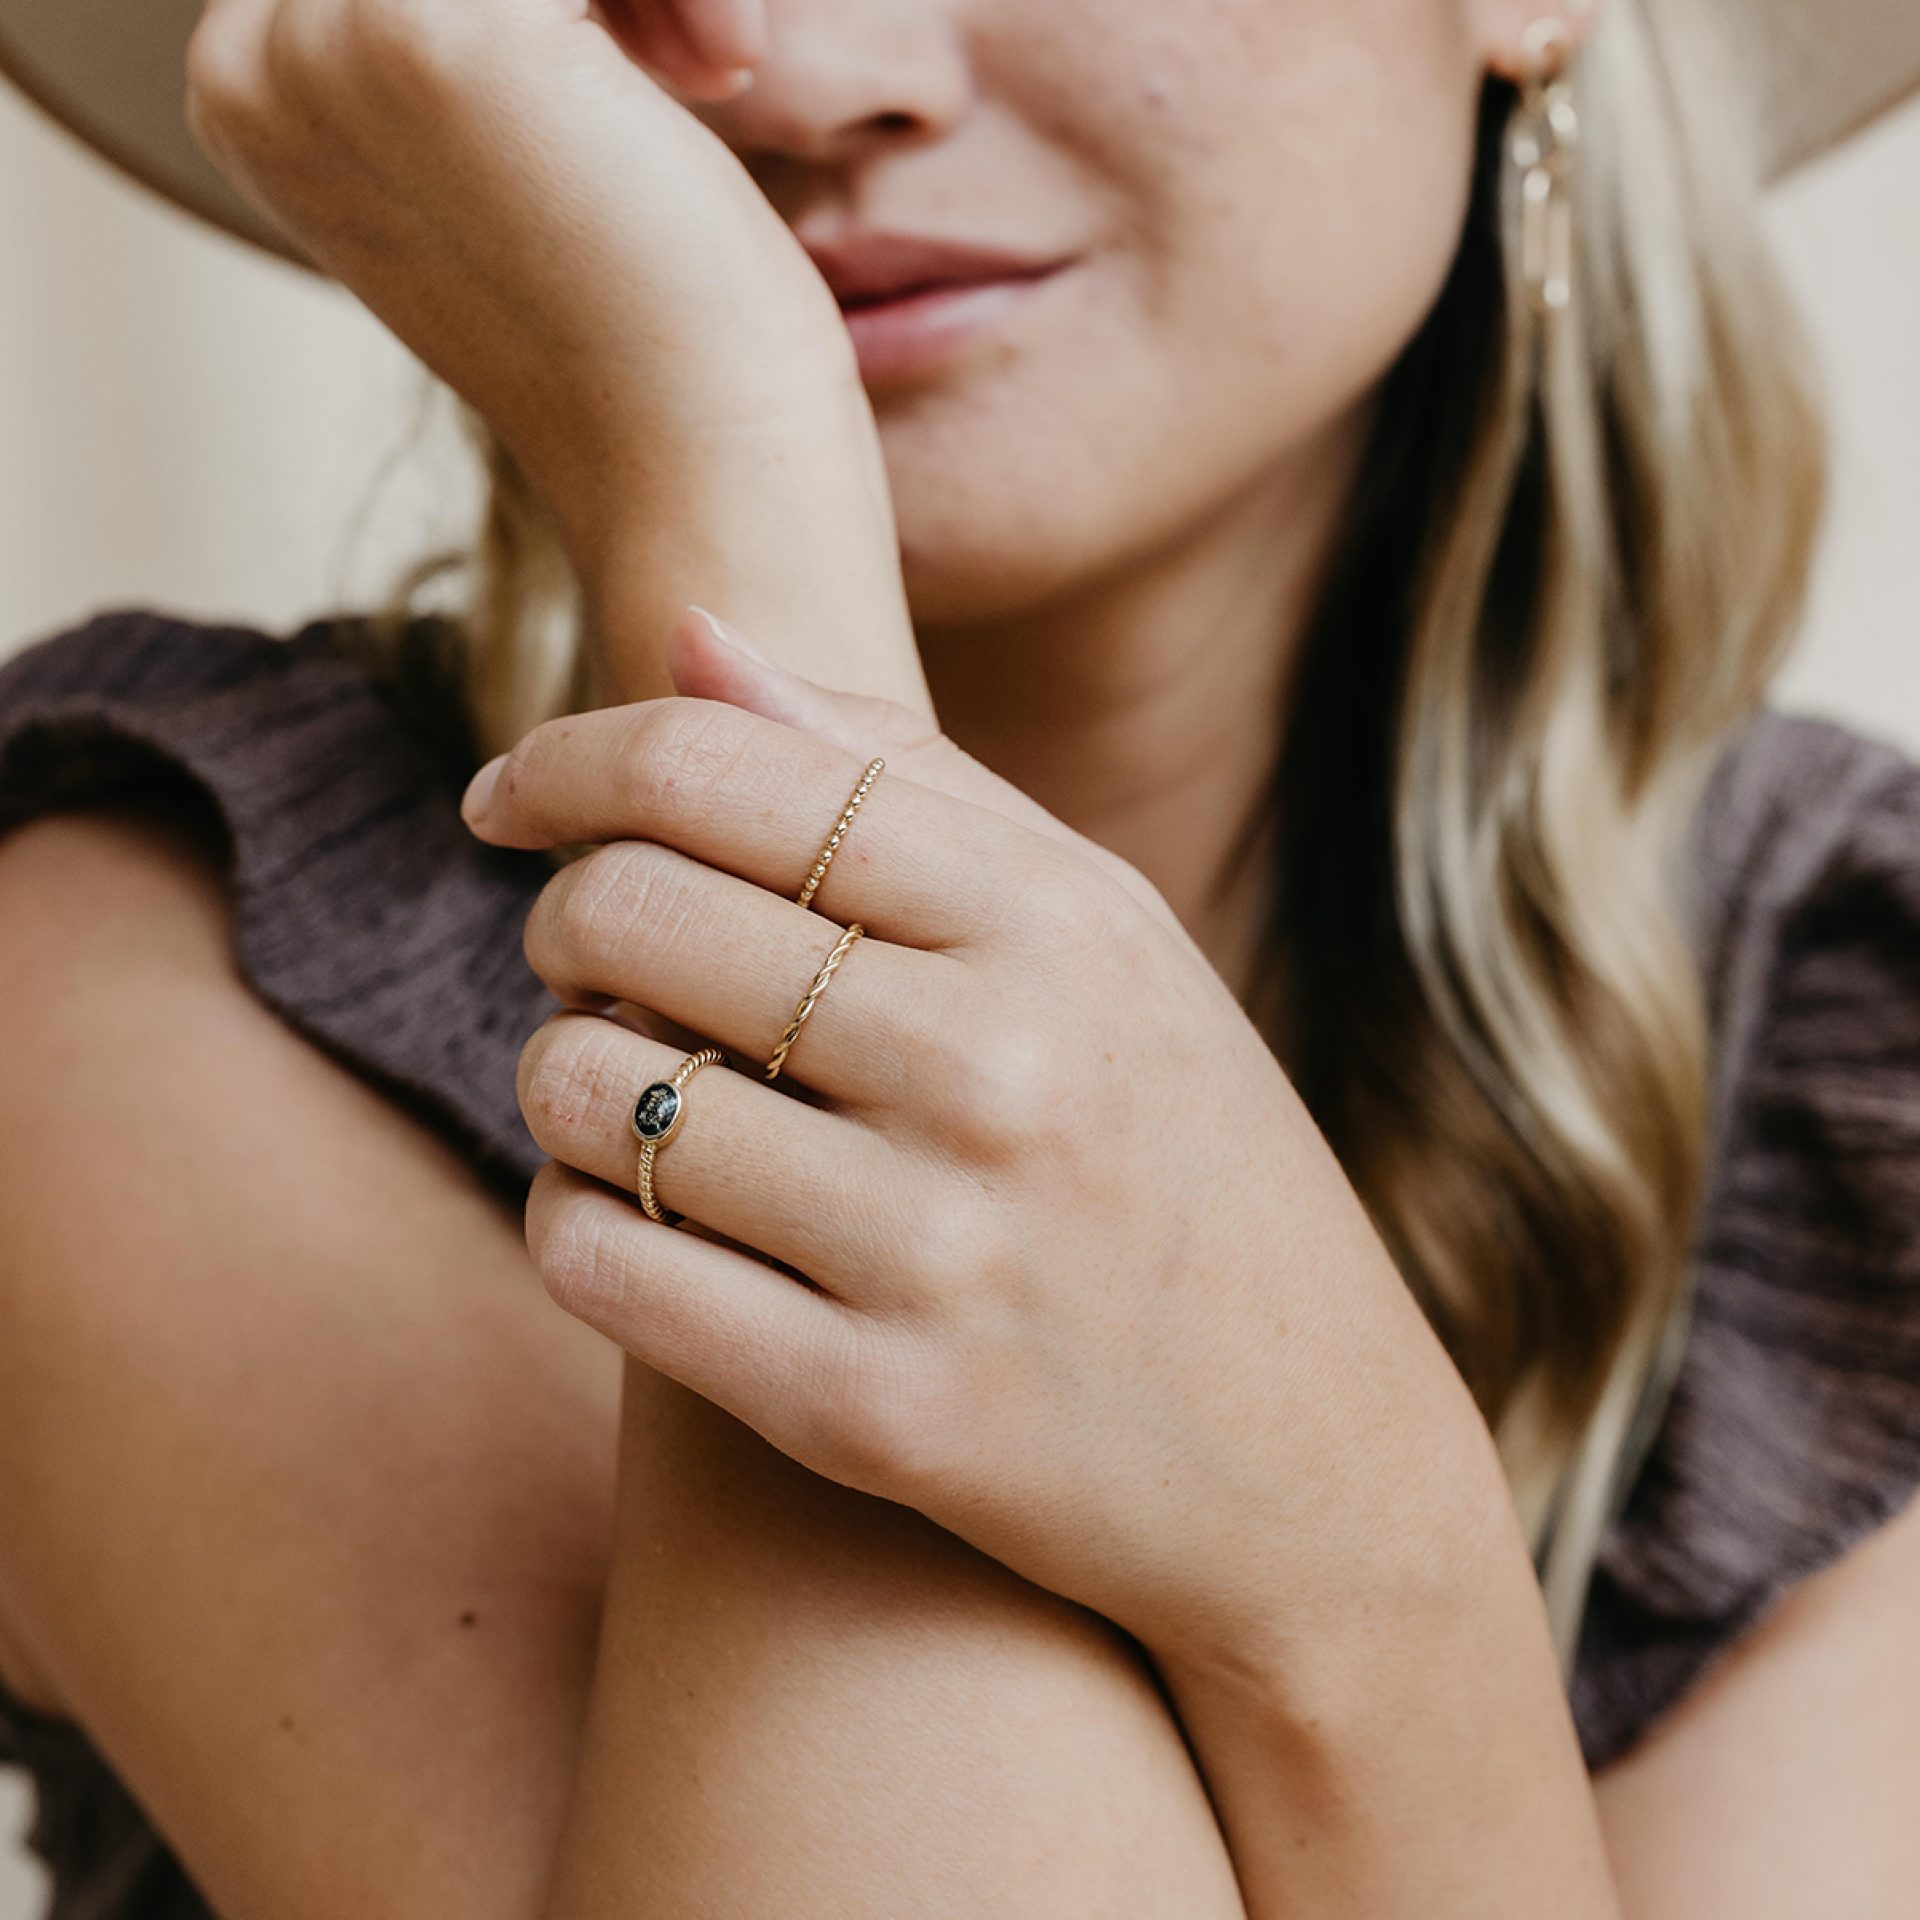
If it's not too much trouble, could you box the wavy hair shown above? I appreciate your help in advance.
[370,0,1831,1674]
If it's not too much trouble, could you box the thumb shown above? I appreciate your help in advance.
[667,604,942,758]
[664,608,1178,931]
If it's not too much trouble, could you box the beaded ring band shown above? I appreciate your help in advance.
[796,756,885,910]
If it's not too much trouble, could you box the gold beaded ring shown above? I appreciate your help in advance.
[631,1045,729,1225]
[796,756,885,911]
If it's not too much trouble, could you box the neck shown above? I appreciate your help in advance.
[914,412,1368,1002]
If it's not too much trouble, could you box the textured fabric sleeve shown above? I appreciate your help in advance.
[1570,723,1920,1771]
[0,606,559,1201]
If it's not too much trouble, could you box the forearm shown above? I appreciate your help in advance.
[1155,1446,1622,1919]
[535,1358,1248,1920]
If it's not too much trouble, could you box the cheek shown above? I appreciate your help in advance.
[1189,3,1486,411]
[883,0,1485,621]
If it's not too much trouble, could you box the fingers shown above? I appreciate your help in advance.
[517,1011,937,1298]
[660,605,1189,934]
[184,0,281,173]
[594,0,763,98]
[674,0,768,67]
[464,696,1049,952]
[522,838,965,1107]
[526,1159,891,1485]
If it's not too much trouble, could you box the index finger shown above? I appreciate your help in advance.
[595,0,765,97]
[667,0,768,68]
[460,696,1041,950]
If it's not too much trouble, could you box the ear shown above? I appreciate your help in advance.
[1476,0,1601,84]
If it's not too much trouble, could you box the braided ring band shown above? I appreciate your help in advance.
[796,756,885,910]
[765,923,865,1083]
[632,1045,729,1225]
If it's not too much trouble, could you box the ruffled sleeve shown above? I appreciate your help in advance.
[1571,708,1920,1771]
[0,607,560,1201]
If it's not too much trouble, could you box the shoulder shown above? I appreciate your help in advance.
[0,612,561,1723]
[0,605,561,1196]
[1685,704,1920,1277]
[1679,701,1917,1014]
[1573,703,1920,1771]
[0,795,359,1727]
[0,603,481,873]
[0,743,620,1920]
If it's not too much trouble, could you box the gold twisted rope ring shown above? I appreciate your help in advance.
[764,922,865,1083]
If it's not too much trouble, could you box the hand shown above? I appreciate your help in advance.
[462,606,1508,1680]
[184,0,860,576]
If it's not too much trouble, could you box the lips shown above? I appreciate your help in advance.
[802,230,1077,310]
[796,228,1082,384]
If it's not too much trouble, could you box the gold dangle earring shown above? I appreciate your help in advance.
[1504,13,1584,315]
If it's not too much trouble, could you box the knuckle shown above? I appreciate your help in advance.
[528,841,661,980]
[804,1327,953,1494]
[893,1179,998,1296]
[1011,855,1108,950]
[556,841,650,948]
[183,12,260,155]
[525,1166,634,1322]
[339,0,468,82]
[938,1019,1069,1162]
[1086,839,1173,923]
[516,1015,619,1141]
[615,698,757,822]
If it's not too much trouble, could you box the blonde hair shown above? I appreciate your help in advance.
[373,0,1831,1677]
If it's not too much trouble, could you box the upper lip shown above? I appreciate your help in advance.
[801,230,1075,307]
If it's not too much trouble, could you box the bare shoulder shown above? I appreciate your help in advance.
[0,792,505,1328]
[0,801,229,1713]
[0,789,231,990]
[0,798,622,1920]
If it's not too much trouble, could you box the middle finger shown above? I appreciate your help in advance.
[523,837,966,1108]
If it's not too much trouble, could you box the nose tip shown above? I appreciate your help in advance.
[694,16,973,167]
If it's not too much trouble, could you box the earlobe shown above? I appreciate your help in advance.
[1478,0,1601,85]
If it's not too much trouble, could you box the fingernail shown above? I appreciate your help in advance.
[687,603,771,666]
[462,752,508,822]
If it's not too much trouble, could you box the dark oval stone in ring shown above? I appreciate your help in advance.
[631,1081,683,1143]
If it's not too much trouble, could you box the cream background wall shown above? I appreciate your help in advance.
[2,67,1918,1920]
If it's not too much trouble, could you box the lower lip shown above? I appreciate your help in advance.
[840,267,1071,384]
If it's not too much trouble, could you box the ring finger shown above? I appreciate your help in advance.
[517,1008,924,1298]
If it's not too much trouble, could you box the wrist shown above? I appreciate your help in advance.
[1158,1406,1522,1715]
[1153,1450,1621,1920]
[566,368,928,714]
